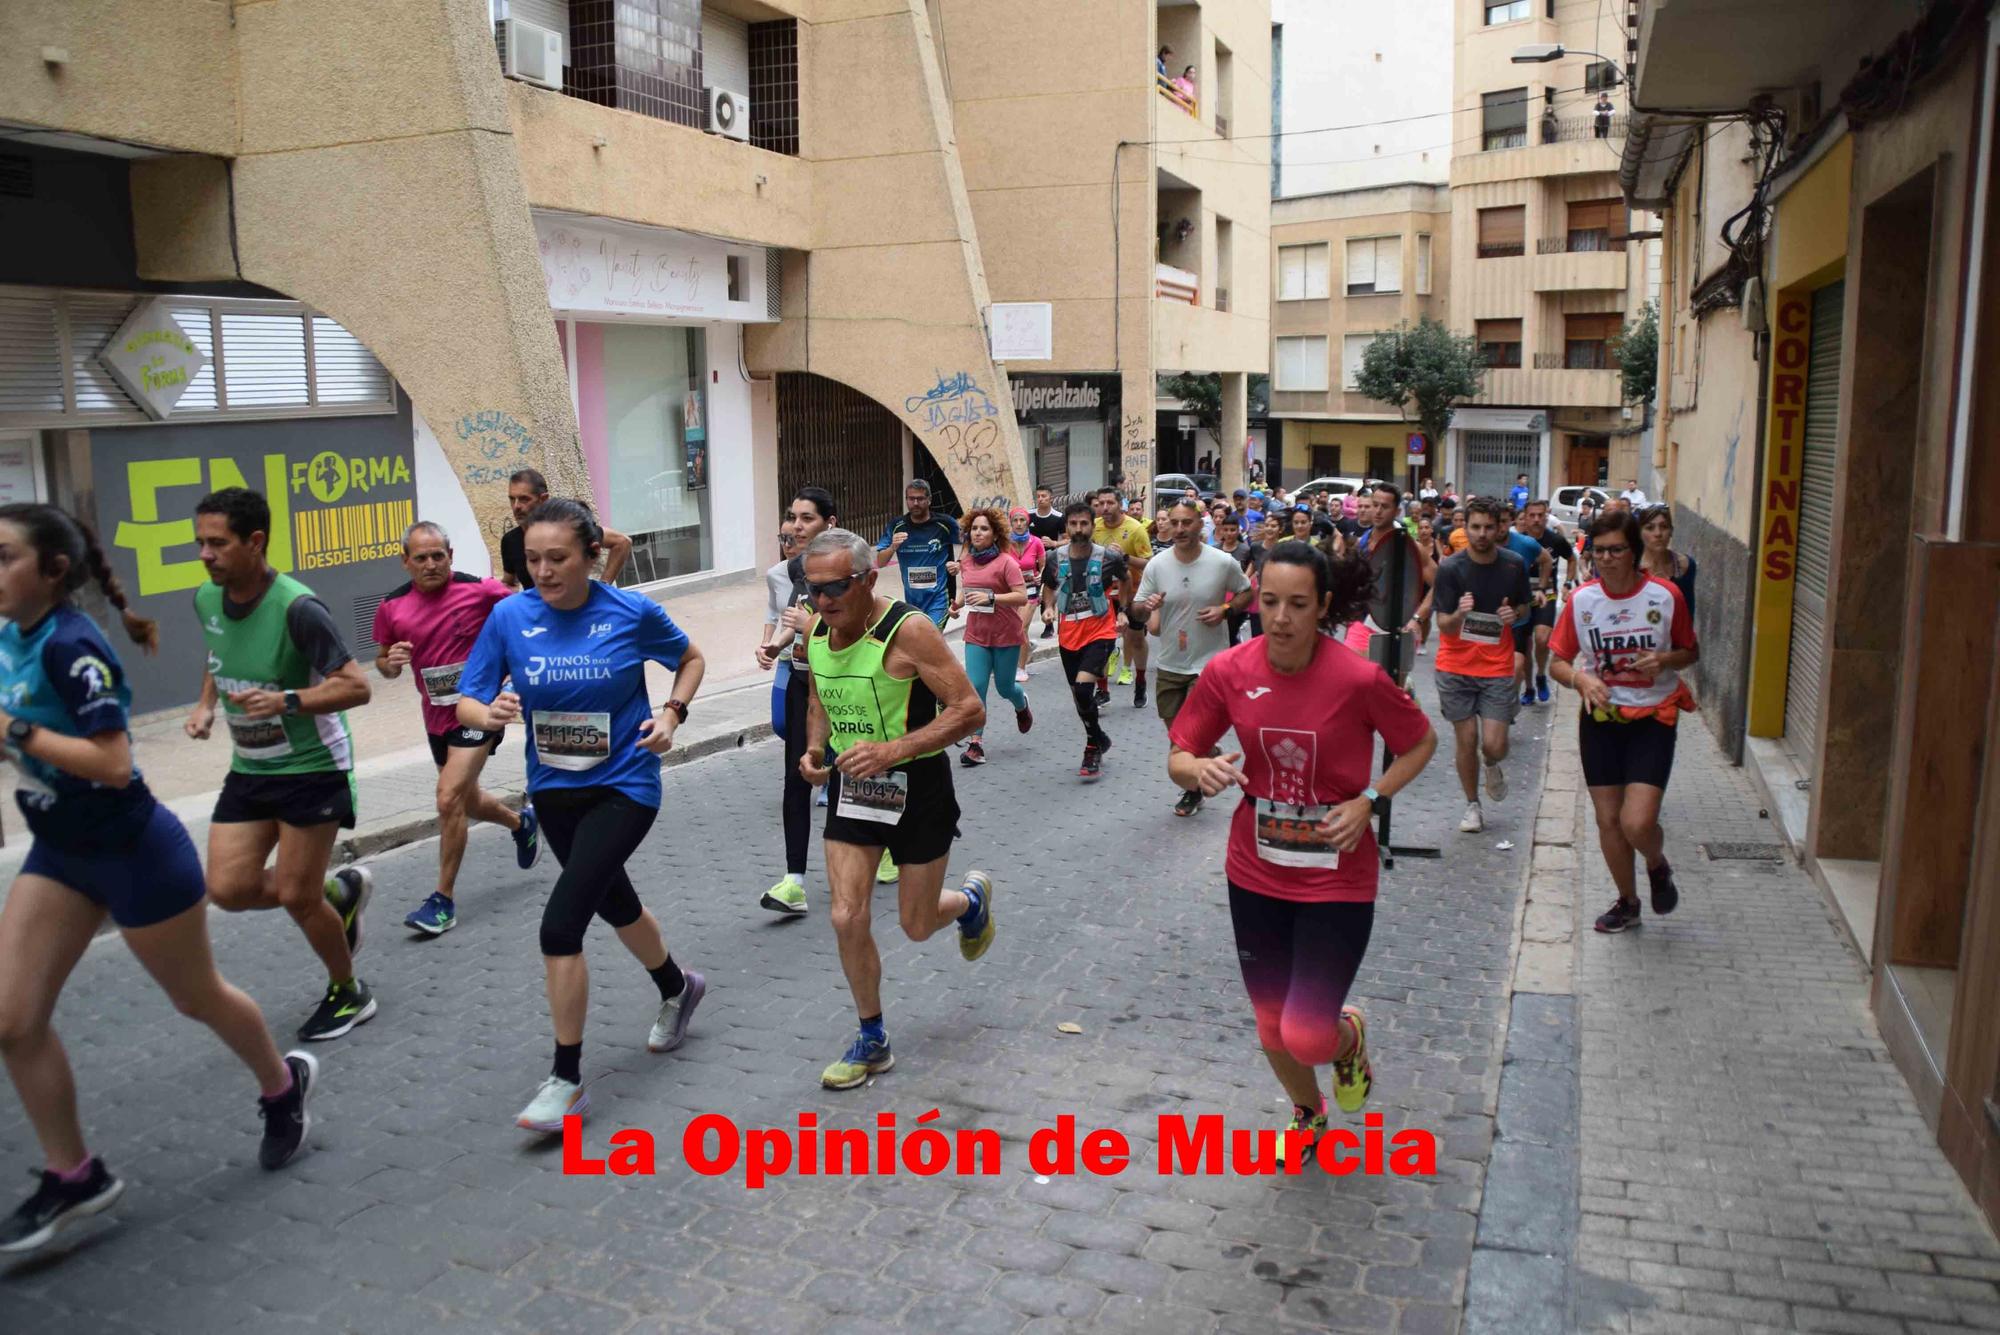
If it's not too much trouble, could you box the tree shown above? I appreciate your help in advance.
[1158,371,1221,439]
[1353,318,1486,470]
[1617,301,1659,407]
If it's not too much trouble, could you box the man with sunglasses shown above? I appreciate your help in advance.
[796,530,996,1090]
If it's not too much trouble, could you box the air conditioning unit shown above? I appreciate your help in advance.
[500,18,563,92]
[706,86,750,142]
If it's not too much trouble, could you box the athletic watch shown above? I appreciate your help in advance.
[282,690,303,716]
[1361,786,1381,805]
[661,699,689,723]
[6,716,35,748]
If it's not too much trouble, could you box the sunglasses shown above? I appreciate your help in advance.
[807,575,864,600]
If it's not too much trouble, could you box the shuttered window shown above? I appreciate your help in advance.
[1477,318,1522,369]
[1565,312,1621,369]
[1277,244,1329,301]
[1482,88,1528,150]
[311,317,393,405]
[1478,206,1526,258]
[1566,198,1628,252]
[1342,334,1376,391]
[1275,336,1329,391]
[0,296,63,414]
[1345,237,1400,295]
[1785,280,1844,758]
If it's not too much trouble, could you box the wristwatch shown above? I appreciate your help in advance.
[661,699,690,723]
[1361,786,1381,806]
[6,717,35,749]
[282,690,303,716]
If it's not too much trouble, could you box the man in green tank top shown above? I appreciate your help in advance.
[185,489,380,1042]
[797,529,997,1091]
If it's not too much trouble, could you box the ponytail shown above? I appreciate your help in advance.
[0,503,160,654]
[80,522,159,653]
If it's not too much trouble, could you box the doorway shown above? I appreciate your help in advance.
[1567,435,1608,485]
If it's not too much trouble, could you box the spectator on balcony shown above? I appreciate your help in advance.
[1541,103,1560,145]
[1594,93,1615,139]
[1175,65,1197,102]
[1157,45,1173,76]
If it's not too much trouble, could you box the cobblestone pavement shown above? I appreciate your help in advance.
[1571,717,2000,1334]
[0,652,1548,1335]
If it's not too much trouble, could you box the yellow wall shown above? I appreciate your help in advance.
[1282,420,1415,480]
[1770,137,1853,293]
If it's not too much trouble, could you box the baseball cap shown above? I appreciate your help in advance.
[1233,488,1248,498]
[1008,507,1029,519]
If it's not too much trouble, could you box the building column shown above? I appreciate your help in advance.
[1219,372,1248,495]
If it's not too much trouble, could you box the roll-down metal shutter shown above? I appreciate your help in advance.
[1784,280,1843,759]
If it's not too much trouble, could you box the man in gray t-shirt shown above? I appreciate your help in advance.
[1134,499,1253,816]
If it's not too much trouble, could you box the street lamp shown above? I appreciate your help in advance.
[1510,42,1620,68]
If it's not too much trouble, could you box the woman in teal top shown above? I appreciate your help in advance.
[0,504,319,1257]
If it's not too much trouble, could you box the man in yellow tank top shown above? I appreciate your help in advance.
[798,529,998,1090]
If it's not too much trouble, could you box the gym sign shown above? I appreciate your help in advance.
[97,300,209,420]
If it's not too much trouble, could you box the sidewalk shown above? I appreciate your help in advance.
[0,577,1050,882]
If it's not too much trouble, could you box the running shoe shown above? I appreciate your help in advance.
[1647,862,1680,916]
[1133,678,1147,709]
[1459,802,1484,834]
[324,865,374,959]
[1594,898,1642,934]
[1484,762,1508,802]
[815,785,828,808]
[761,875,808,915]
[1015,699,1033,734]
[876,850,899,883]
[1093,681,1111,707]
[1079,745,1103,782]
[1118,663,1135,687]
[821,1032,894,1090]
[1331,1006,1372,1113]
[1040,622,1054,640]
[513,805,542,870]
[957,871,996,962]
[1285,1102,1329,1135]
[647,969,706,1053]
[404,891,457,936]
[1015,667,1030,683]
[0,1159,123,1254]
[960,740,987,767]
[1106,646,1123,682]
[1536,675,1551,704]
[297,978,377,1042]
[1174,789,1203,818]
[257,1051,318,1171]
[516,1076,587,1133]
[1521,685,1536,707]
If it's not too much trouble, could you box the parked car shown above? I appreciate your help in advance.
[1152,472,1221,506]
[1550,485,1611,526]
[1294,476,1398,508]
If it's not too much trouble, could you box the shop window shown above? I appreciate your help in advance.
[1345,237,1401,295]
[1277,244,1330,301]
[1482,88,1528,150]
[1564,312,1620,369]
[1477,319,1523,369]
[1275,336,1329,392]
[1478,205,1526,258]
[598,324,712,582]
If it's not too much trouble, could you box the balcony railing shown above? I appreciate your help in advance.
[1538,232,1624,254]
[1482,129,1528,151]
[1535,113,1629,145]
[1534,347,1613,370]
[1477,242,1526,259]
[1157,73,1199,119]
[1156,263,1199,305]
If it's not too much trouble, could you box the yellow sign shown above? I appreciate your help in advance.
[1746,294,1810,736]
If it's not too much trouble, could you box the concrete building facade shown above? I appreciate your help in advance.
[1270,0,1452,199]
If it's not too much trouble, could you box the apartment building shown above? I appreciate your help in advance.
[1268,185,1451,485]
[0,0,1268,711]
[1270,0,1452,199]
[1442,0,1656,501]
[1620,0,2000,1231]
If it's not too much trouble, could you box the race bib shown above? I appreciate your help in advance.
[1254,800,1341,868]
[1461,611,1504,645]
[532,710,612,771]
[420,661,466,707]
[227,712,294,761]
[1063,591,1096,620]
[906,566,940,591]
[966,593,996,614]
[834,768,908,824]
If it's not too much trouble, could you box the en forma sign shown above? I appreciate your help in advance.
[1747,293,1811,735]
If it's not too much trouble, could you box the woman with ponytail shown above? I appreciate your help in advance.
[0,505,320,1255]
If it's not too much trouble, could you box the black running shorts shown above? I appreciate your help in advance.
[212,770,357,830]
[823,751,960,866]
[427,727,505,768]
[1577,713,1678,789]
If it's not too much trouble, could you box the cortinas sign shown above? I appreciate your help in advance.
[98,300,209,420]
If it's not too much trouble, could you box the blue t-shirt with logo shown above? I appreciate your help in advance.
[1504,530,1546,583]
[1509,484,1530,510]
[875,514,960,622]
[0,605,155,850]
[459,583,690,807]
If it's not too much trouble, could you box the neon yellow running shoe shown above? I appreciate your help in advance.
[1331,1005,1372,1113]
[876,850,899,883]
[1285,1102,1328,1135]
[1105,645,1123,683]
[957,871,996,961]
[760,876,807,915]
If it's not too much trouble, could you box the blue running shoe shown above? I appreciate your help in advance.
[957,871,996,961]
[1536,675,1551,704]
[1521,685,1536,707]
[405,892,457,936]
[821,1032,894,1090]
[513,806,542,870]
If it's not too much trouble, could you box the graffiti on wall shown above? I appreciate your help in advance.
[903,369,1022,507]
[1119,413,1152,499]
[905,370,1002,430]
[455,409,537,488]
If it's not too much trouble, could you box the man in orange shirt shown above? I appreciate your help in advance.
[1044,503,1131,781]
[1429,499,1532,834]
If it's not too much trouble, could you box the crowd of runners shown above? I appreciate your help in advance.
[0,462,1700,1255]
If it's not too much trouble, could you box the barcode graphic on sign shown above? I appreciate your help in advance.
[294,500,412,571]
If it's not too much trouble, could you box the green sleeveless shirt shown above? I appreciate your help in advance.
[805,600,942,760]
[196,573,355,776]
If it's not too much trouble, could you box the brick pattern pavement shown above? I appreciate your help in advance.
[0,651,1547,1334]
[1571,717,2000,1334]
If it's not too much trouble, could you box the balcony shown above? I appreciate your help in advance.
[1532,243,1628,292]
[1477,365,1623,409]
[1634,0,1888,114]
[1533,113,1628,146]
[1156,263,1200,305]
[1157,73,1200,120]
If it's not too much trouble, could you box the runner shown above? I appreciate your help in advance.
[1429,498,1532,834]
[372,521,539,935]
[1548,508,1699,933]
[1499,504,1553,706]
[1092,486,1153,706]
[755,487,837,916]
[499,468,632,590]
[1043,503,1130,781]
[0,504,321,1254]
[874,479,961,629]
[187,488,378,1041]
[1213,511,1256,645]
[952,507,1033,766]
[1637,504,1698,616]
[1005,507,1045,679]
[1027,489,1065,640]
[456,499,709,1131]
[1167,541,1437,1137]
[1136,499,1252,816]
[1518,499,1578,705]
[796,529,996,1089]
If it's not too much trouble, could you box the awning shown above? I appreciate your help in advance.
[1620,112,1705,210]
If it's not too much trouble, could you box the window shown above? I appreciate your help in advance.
[1484,0,1529,22]
[1415,234,1433,294]
[1478,205,1526,258]
[1277,244,1330,301]
[1477,319,1523,369]
[1482,89,1528,150]
[1275,336,1329,391]
[1345,236,1401,295]
[1585,60,1621,92]
[1565,198,1628,252]
[1342,334,1377,391]
[1565,312,1620,369]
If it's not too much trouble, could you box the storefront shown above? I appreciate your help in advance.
[536,211,777,585]
[1010,373,1117,501]
[1443,407,1551,500]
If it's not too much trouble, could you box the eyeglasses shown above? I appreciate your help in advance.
[807,575,864,600]
[1593,543,1631,556]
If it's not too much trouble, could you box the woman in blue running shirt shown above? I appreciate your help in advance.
[458,500,709,1134]
[0,505,317,1257]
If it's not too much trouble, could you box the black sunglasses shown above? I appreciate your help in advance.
[808,575,865,600]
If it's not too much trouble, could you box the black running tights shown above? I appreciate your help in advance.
[534,787,658,957]
[782,672,812,877]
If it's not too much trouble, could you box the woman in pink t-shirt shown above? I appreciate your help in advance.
[952,508,1034,766]
[1168,541,1437,1138]
[1006,508,1045,681]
